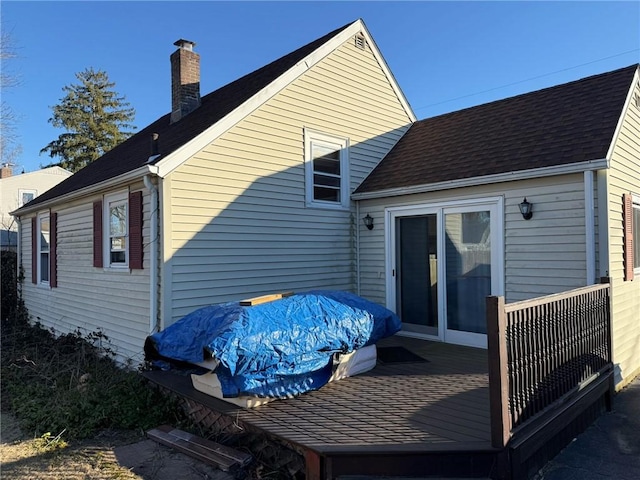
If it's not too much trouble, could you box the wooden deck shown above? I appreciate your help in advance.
[144,336,500,478]
[238,336,491,449]
[143,285,613,479]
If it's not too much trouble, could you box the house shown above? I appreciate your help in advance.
[11,18,639,390]
[1,165,72,251]
[353,63,640,390]
[12,20,415,363]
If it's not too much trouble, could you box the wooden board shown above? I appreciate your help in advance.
[147,425,252,471]
[239,291,294,306]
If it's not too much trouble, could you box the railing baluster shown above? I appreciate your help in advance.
[489,282,612,437]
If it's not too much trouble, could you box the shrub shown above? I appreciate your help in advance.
[1,319,185,440]
[1,250,20,323]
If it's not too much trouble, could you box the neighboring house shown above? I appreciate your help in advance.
[12,20,415,363]
[353,64,640,389]
[11,18,639,390]
[1,165,72,251]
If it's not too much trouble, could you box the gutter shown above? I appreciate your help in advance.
[12,164,160,217]
[143,173,160,334]
[352,158,609,201]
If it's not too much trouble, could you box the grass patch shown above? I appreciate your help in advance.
[32,431,69,453]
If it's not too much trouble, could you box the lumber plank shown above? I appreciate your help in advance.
[147,427,241,471]
[239,292,294,306]
[165,427,252,466]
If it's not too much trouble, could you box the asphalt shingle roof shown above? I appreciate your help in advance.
[355,64,638,195]
[25,22,353,210]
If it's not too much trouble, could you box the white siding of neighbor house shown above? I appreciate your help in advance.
[357,173,589,308]
[1,166,72,234]
[20,183,152,363]
[605,79,640,389]
[164,36,412,324]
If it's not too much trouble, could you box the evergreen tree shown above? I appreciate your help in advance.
[41,68,136,172]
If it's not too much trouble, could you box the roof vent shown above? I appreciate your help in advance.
[355,33,366,50]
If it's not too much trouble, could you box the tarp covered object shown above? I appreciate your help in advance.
[145,291,400,398]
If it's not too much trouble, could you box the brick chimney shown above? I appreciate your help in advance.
[170,39,200,124]
[0,164,13,179]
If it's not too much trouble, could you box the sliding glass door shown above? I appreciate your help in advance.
[389,199,503,348]
[395,215,438,336]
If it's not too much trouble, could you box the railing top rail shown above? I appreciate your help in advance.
[503,283,610,313]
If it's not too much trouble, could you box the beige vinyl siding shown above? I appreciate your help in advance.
[358,174,589,308]
[20,185,152,363]
[166,37,412,323]
[606,80,640,388]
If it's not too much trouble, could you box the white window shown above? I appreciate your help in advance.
[104,191,128,268]
[304,129,349,209]
[37,212,50,284]
[19,189,37,206]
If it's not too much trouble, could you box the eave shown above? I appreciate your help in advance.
[11,164,159,217]
[351,158,609,201]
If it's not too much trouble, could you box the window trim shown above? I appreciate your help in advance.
[37,211,50,286]
[19,189,37,207]
[103,191,129,269]
[304,128,350,210]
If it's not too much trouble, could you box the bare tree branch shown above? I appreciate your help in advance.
[0,29,22,166]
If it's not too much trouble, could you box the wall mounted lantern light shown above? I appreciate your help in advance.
[363,214,374,230]
[519,198,533,220]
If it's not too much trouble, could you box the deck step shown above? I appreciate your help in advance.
[147,425,252,472]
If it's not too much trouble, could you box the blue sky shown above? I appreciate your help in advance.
[2,1,639,173]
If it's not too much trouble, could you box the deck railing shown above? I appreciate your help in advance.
[486,279,612,448]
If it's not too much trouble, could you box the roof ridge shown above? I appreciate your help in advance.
[199,21,357,105]
[417,63,638,123]
[356,63,636,195]
[17,20,358,212]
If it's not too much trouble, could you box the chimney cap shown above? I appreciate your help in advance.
[173,39,196,51]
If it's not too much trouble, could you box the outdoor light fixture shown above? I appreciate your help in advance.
[519,198,533,220]
[363,214,374,230]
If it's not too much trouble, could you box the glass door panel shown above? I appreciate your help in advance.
[395,215,438,336]
[444,211,491,335]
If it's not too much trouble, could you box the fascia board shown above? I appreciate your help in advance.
[357,20,417,122]
[12,164,158,217]
[351,158,609,200]
[605,67,639,161]
[156,19,415,178]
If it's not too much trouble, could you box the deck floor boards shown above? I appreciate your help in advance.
[144,336,493,455]
[229,336,492,451]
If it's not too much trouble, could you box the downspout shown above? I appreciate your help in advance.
[16,217,22,292]
[596,169,610,278]
[356,200,361,295]
[143,174,160,333]
[584,170,596,285]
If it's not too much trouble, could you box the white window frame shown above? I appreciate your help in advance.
[304,128,350,210]
[103,191,129,269]
[37,211,50,286]
[385,196,505,349]
[19,189,37,207]
[633,194,640,274]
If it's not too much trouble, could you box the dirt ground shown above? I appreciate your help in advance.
[0,411,234,480]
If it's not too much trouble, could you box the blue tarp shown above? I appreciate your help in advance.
[145,291,400,398]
